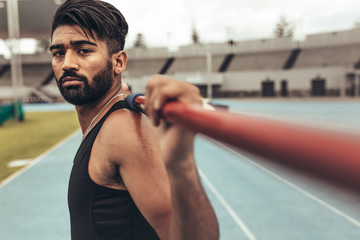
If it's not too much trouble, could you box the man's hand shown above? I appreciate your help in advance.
[145,75,203,168]
[145,75,202,126]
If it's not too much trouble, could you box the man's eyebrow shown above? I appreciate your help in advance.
[49,44,64,51]
[70,40,97,47]
[49,40,97,51]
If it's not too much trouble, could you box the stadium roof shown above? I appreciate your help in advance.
[0,0,64,39]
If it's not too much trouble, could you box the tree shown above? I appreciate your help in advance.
[274,15,294,38]
[133,33,146,48]
[191,19,200,45]
[191,27,200,44]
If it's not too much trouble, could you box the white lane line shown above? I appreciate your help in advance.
[7,159,32,168]
[216,141,360,228]
[199,169,257,240]
[0,129,81,187]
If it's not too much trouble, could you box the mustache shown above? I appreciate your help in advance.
[59,71,87,84]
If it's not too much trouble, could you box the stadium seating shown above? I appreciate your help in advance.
[0,64,11,87]
[227,50,291,71]
[22,64,53,86]
[166,54,226,75]
[2,28,360,101]
[294,43,360,68]
[124,58,168,77]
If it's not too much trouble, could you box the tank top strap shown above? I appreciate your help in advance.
[82,100,130,146]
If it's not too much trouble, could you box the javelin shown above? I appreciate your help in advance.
[128,94,360,194]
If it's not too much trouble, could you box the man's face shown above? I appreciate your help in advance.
[50,25,114,105]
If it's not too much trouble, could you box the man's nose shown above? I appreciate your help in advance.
[62,52,79,72]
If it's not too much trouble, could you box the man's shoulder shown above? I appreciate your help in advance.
[100,107,145,140]
[96,106,157,161]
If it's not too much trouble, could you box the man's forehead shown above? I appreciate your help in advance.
[51,25,98,44]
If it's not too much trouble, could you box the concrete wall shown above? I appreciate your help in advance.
[175,37,295,57]
[304,28,360,48]
[231,37,295,53]
[125,47,170,59]
[221,67,347,96]
[0,53,52,64]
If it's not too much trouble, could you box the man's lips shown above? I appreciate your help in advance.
[61,77,83,87]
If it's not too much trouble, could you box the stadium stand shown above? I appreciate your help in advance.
[159,57,175,74]
[0,53,59,103]
[0,64,11,87]
[0,56,10,85]
[283,48,301,69]
[0,64,10,80]
[1,28,360,101]
[166,54,226,75]
[124,47,171,77]
[218,53,234,72]
[5,1,358,99]
[303,28,360,48]
[21,64,53,87]
[294,43,360,68]
[226,49,292,71]
[125,58,169,78]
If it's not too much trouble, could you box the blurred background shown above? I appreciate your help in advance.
[1,0,360,104]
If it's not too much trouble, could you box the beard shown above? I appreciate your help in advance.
[55,60,114,106]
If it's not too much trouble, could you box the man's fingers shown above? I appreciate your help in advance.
[145,75,202,126]
[146,76,162,126]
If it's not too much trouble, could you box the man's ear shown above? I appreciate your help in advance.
[112,51,127,76]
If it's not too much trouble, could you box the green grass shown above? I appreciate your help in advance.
[0,111,79,182]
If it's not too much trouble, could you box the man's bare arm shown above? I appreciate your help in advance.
[167,153,219,240]
[146,75,220,240]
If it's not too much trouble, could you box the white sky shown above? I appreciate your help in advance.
[104,0,360,49]
[1,0,360,55]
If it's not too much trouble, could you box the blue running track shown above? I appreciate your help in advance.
[1,100,360,240]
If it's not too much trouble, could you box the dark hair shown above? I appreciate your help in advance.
[51,0,128,55]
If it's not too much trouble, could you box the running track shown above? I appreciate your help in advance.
[1,99,360,239]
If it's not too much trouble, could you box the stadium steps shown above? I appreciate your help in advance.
[0,64,10,79]
[30,88,56,103]
[125,58,168,77]
[159,57,175,74]
[227,50,290,71]
[218,53,234,72]
[39,70,55,86]
[283,48,301,69]
[294,44,360,68]
[354,58,360,69]
[166,56,206,74]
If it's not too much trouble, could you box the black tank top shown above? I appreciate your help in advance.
[68,101,160,240]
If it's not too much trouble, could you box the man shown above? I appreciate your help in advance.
[50,0,219,239]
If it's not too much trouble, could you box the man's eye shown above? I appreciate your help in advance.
[79,49,91,54]
[52,51,64,57]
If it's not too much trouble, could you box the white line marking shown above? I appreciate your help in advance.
[199,169,257,240]
[215,141,360,228]
[0,129,81,187]
[7,159,32,168]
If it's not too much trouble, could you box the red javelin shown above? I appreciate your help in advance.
[134,95,360,194]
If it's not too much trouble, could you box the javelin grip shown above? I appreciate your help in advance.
[125,93,145,113]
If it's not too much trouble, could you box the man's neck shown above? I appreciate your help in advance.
[76,87,122,135]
